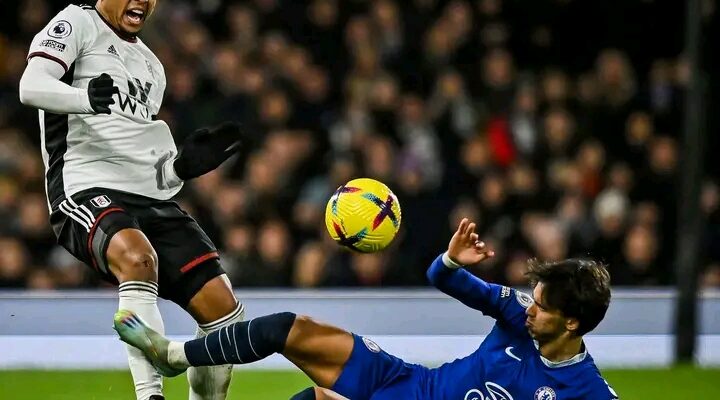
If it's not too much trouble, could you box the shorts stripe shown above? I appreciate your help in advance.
[67,197,96,223]
[59,201,90,232]
[91,226,111,274]
[179,251,219,273]
[86,207,125,272]
[80,205,96,223]
[62,200,96,229]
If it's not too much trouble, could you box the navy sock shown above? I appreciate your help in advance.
[289,387,317,400]
[184,312,296,366]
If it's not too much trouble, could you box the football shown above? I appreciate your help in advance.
[324,178,402,253]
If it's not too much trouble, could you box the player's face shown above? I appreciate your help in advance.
[98,0,156,35]
[524,283,569,342]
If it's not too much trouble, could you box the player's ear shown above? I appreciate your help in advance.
[565,317,580,335]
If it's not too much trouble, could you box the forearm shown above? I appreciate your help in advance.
[19,57,94,114]
[426,253,494,310]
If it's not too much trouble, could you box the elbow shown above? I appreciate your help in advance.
[426,264,440,286]
[426,268,434,285]
[19,89,31,107]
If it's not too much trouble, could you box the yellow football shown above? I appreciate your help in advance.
[325,178,402,253]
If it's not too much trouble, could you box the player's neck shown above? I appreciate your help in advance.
[538,335,583,363]
[95,3,138,42]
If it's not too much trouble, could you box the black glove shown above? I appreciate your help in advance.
[88,73,119,114]
[173,122,243,180]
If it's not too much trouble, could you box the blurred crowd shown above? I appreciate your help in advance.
[0,0,719,290]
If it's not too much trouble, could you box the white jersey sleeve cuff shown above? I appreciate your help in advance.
[159,152,184,189]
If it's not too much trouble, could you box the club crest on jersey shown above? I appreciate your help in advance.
[515,290,534,309]
[48,20,72,39]
[534,386,556,400]
[362,337,381,353]
[90,195,111,208]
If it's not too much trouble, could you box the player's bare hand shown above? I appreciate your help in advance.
[447,218,494,266]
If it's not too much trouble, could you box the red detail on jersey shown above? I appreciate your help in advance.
[180,252,220,273]
[86,207,125,271]
[27,51,68,72]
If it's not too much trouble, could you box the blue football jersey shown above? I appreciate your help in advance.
[424,254,619,400]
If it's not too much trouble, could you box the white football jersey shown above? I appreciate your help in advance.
[27,4,182,208]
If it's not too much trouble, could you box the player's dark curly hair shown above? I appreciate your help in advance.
[526,258,611,336]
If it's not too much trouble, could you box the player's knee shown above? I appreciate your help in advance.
[293,315,321,333]
[282,314,324,351]
[114,248,159,281]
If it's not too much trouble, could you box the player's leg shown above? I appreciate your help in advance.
[51,191,168,400]
[142,202,241,400]
[186,313,355,389]
[185,273,243,400]
[290,387,349,400]
[106,228,171,399]
[282,315,355,387]
[115,311,408,399]
[114,311,352,386]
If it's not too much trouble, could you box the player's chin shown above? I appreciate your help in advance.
[525,323,537,337]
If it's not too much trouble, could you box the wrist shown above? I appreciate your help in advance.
[160,153,184,188]
[80,89,95,114]
[442,252,464,269]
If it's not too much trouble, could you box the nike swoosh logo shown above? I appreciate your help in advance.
[505,346,522,361]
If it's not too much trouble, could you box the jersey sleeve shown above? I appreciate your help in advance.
[427,253,533,332]
[27,5,95,72]
[591,379,619,400]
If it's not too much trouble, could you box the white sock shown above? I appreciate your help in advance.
[119,281,165,400]
[188,302,245,400]
[168,341,190,367]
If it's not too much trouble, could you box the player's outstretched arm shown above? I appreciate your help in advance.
[170,122,245,181]
[427,218,516,318]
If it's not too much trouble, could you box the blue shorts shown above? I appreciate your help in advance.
[331,334,427,400]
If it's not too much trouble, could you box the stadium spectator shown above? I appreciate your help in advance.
[0,0,716,289]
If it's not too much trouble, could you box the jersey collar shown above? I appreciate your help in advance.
[534,340,588,368]
[94,7,138,43]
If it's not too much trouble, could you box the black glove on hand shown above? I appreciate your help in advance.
[173,122,242,180]
[88,73,119,114]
